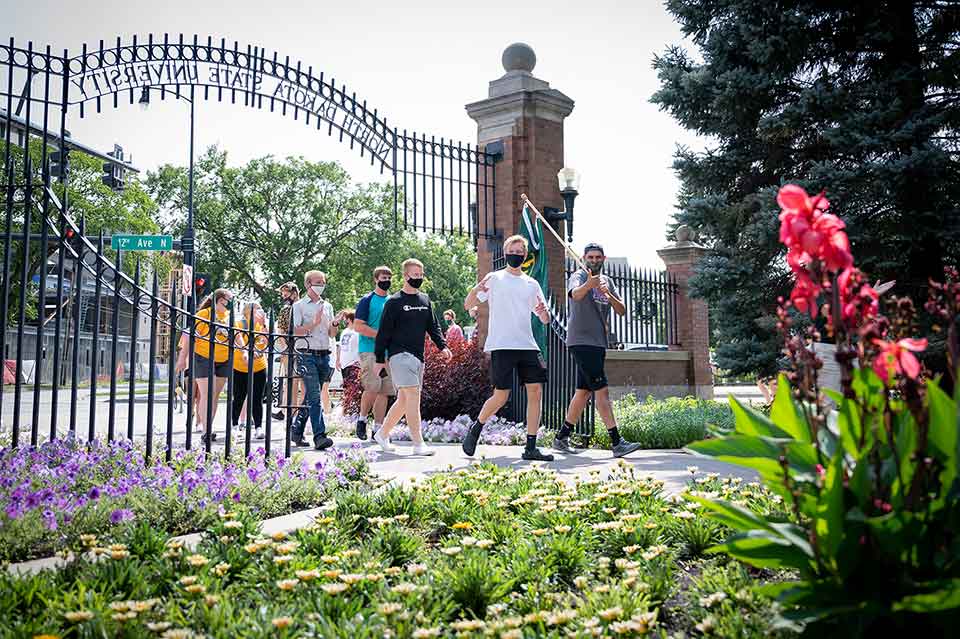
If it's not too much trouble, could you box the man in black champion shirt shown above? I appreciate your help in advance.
[373,258,452,455]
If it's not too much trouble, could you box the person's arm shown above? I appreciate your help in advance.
[293,302,322,336]
[427,302,447,351]
[374,300,396,364]
[568,270,600,301]
[532,286,550,325]
[353,296,377,338]
[464,272,493,310]
[602,278,626,316]
[327,304,340,338]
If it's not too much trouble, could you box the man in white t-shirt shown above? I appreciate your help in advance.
[461,234,553,461]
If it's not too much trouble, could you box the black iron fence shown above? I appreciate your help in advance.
[565,258,679,349]
[1,35,501,456]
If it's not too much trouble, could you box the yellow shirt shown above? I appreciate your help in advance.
[194,307,231,362]
[233,320,268,373]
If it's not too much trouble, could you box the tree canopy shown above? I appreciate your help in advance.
[653,0,960,375]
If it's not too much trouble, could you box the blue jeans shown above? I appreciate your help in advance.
[293,353,329,442]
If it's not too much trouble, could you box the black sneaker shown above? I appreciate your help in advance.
[612,440,642,458]
[461,421,483,457]
[314,436,334,451]
[552,437,581,454]
[272,411,285,420]
[355,421,368,441]
[291,438,310,448]
[521,447,555,462]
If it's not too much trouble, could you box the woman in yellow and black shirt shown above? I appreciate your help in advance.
[232,302,269,440]
[175,288,235,437]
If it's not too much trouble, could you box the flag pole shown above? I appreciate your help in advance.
[520,193,588,271]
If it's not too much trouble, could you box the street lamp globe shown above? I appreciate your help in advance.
[558,167,580,193]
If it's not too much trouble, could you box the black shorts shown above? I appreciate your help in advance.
[194,355,232,379]
[490,350,548,390]
[570,345,608,391]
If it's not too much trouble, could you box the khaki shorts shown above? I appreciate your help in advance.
[359,352,396,396]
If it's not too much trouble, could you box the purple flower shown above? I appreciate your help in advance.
[109,508,134,524]
[87,487,101,500]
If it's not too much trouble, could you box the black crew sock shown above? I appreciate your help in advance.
[557,421,574,440]
[608,427,621,446]
[525,434,538,451]
[357,418,367,428]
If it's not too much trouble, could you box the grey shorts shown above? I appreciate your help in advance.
[388,352,424,389]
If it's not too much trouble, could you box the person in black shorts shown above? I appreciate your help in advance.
[461,234,554,462]
[555,243,641,458]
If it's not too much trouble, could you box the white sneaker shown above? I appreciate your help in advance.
[411,442,435,456]
[373,429,395,453]
[254,427,265,440]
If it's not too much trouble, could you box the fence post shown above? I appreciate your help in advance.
[656,226,713,399]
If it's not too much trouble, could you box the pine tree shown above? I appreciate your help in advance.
[653,0,960,375]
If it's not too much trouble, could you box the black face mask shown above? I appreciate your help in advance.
[282,296,292,305]
[406,277,424,289]
[376,280,391,291]
[505,254,525,268]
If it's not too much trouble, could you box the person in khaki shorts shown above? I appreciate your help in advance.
[353,266,396,440]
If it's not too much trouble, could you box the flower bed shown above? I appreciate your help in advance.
[0,439,374,563]
[328,413,544,447]
[2,463,795,637]
[590,395,734,450]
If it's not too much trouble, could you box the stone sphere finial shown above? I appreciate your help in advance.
[502,43,536,73]
[675,225,695,242]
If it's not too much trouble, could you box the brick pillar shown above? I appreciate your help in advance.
[657,227,713,399]
[465,44,575,346]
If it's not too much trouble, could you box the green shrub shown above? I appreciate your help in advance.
[591,394,734,449]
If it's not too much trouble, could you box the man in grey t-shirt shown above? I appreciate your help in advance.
[555,243,641,458]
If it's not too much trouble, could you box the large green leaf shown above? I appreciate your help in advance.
[729,396,793,439]
[836,397,867,459]
[816,450,845,569]
[893,579,960,613]
[708,530,815,572]
[927,380,958,498]
[770,373,813,442]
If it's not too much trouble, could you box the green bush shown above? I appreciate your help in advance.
[590,394,734,449]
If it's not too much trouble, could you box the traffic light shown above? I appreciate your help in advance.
[194,272,211,299]
[49,150,69,179]
[101,162,123,191]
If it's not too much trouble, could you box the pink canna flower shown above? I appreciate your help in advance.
[872,338,928,383]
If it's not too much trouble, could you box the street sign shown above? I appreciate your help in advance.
[182,264,193,297]
[110,234,173,251]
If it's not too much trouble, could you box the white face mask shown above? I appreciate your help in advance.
[311,284,325,296]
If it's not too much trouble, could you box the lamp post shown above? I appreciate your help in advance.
[139,87,196,281]
[543,167,580,243]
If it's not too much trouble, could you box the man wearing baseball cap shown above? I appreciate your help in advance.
[555,242,641,457]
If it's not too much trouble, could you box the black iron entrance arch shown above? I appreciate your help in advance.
[1,35,498,239]
[0,34,500,456]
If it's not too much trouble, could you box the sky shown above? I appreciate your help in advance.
[5,0,704,268]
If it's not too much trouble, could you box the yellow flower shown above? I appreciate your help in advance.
[184,584,206,594]
[110,549,130,560]
[320,554,339,564]
[531,528,550,537]
[205,594,220,606]
[623,545,641,555]
[391,582,418,595]
[213,562,231,576]
[159,629,196,639]
[271,531,288,541]
[365,572,384,582]
[64,610,94,622]
[186,554,209,567]
[219,510,237,520]
[340,549,361,558]
[273,555,294,565]
[179,576,199,586]
[476,539,495,549]
[271,616,294,629]
[385,566,403,576]
[166,539,184,549]
[276,579,299,591]
[406,563,427,576]
[501,630,522,639]
[411,628,440,638]
[546,609,578,626]
[695,615,717,634]
[339,573,365,585]
[79,534,98,546]
[643,522,657,530]
[109,602,130,612]
[33,635,61,639]
[451,521,473,530]
[322,569,342,579]
[450,619,486,631]
[321,582,350,595]
[554,525,572,533]
[441,546,462,556]
[223,520,243,530]
[573,576,589,589]
[296,569,320,581]
[598,606,624,621]
[146,622,172,631]
[378,602,403,616]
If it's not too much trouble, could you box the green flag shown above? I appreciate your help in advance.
[519,203,548,353]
